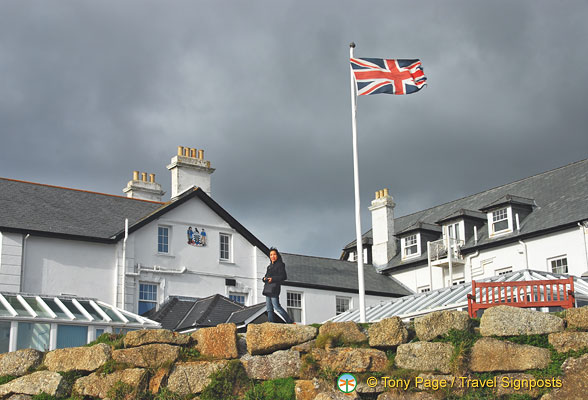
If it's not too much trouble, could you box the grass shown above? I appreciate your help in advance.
[0,375,17,385]
[244,378,296,400]
[434,328,481,375]
[86,332,125,350]
[200,360,250,400]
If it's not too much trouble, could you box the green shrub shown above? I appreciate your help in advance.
[97,359,132,376]
[179,347,202,361]
[106,380,136,400]
[200,360,250,400]
[244,377,295,400]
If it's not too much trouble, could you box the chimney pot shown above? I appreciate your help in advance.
[133,171,139,181]
[383,188,389,197]
[375,191,380,199]
[149,173,155,183]
[198,149,204,160]
[177,146,184,156]
[141,172,147,182]
[184,147,190,157]
[190,148,197,158]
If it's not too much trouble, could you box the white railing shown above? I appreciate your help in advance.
[429,237,464,262]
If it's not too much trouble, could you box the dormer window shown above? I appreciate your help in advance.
[492,208,509,232]
[402,234,420,259]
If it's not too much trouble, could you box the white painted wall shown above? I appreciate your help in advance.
[389,227,588,292]
[279,285,399,324]
[22,236,116,301]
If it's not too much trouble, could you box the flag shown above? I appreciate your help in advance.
[351,58,426,95]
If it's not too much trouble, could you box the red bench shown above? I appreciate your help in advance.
[467,277,575,318]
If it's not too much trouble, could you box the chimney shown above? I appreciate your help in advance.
[368,187,396,267]
[122,171,165,201]
[167,145,215,198]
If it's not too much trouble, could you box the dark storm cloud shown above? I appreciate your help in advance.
[1,0,587,258]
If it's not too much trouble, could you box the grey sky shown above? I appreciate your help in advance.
[1,1,587,258]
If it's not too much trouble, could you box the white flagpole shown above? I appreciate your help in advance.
[349,42,366,323]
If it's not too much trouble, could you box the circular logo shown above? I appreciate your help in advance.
[337,373,357,393]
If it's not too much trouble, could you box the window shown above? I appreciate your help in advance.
[95,328,105,339]
[418,286,431,293]
[336,296,351,315]
[229,293,246,305]
[403,234,419,258]
[17,322,50,351]
[496,267,513,276]
[56,325,88,349]
[446,222,461,241]
[492,208,509,233]
[139,283,158,314]
[0,321,10,353]
[550,257,568,274]
[158,226,169,253]
[452,280,466,285]
[348,251,356,262]
[219,233,231,261]
[287,291,302,323]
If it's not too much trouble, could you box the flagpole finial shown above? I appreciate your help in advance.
[349,42,355,48]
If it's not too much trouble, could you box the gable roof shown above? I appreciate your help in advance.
[281,253,412,297]
[344,159,588,264]
[0,178,269,253]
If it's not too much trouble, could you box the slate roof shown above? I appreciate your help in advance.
[343,159,588,270]
[0,178,162,242]
[143,295,270,331]
[0,178,269,252]
[281,253,413,297]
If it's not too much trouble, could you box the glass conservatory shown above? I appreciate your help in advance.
[0,292,160,353]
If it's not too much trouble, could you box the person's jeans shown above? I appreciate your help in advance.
[266,296,294,323]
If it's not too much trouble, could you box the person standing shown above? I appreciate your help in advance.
[262,247,294,323]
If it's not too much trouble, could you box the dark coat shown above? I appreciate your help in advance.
[262,259,288,297]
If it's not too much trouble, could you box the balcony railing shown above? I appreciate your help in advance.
[429,237,464,263]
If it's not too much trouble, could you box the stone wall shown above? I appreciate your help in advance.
[1,306,588,399]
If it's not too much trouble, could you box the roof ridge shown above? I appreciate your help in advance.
[0,177,165,205]
[283,252,355,263]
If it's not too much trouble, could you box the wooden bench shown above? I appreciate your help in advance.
[467,277,575,318]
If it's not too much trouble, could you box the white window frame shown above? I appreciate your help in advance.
[335,296,352,315]
[219,233,232,262]
[229,292,247,305]
[548,256,568,274]
[445,221,462,242]
[348,251,357,262]
[138,282,158,314]
[401,233,420,260]
[157,226,171,254]
[286,291,303,323]
[487,207,513,236]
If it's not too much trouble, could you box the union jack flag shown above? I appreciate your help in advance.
[351,58,426,95]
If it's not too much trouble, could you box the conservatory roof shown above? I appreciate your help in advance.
[328,270,588,323]
[0,292,160,328]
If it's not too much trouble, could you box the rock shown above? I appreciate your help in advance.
[540,353,588,399]
[191,323,238,359]
[479,306,564,336]
[394,342,453,373]
[73,368,147,399]
[167,360,229,395]
[414,311,471,341]
[6,395,33,400]
[44,343,111,372]
[291,339,316,353]
[241,350,301,380]
[0,371,69,398]
[124,328,190,347]
[377,392,437,400]
[549,331,588,352]
[495,373,541,398]
[319,322,367,344]
[295,379,326,400]
[310,347,388,373]
[148,367,170,394]
[246,323,317,355]
[368,317,408,347]
[566,305,588,330]
[112,343,179,368]
[0,349,43,376]
[469,337,551,372]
